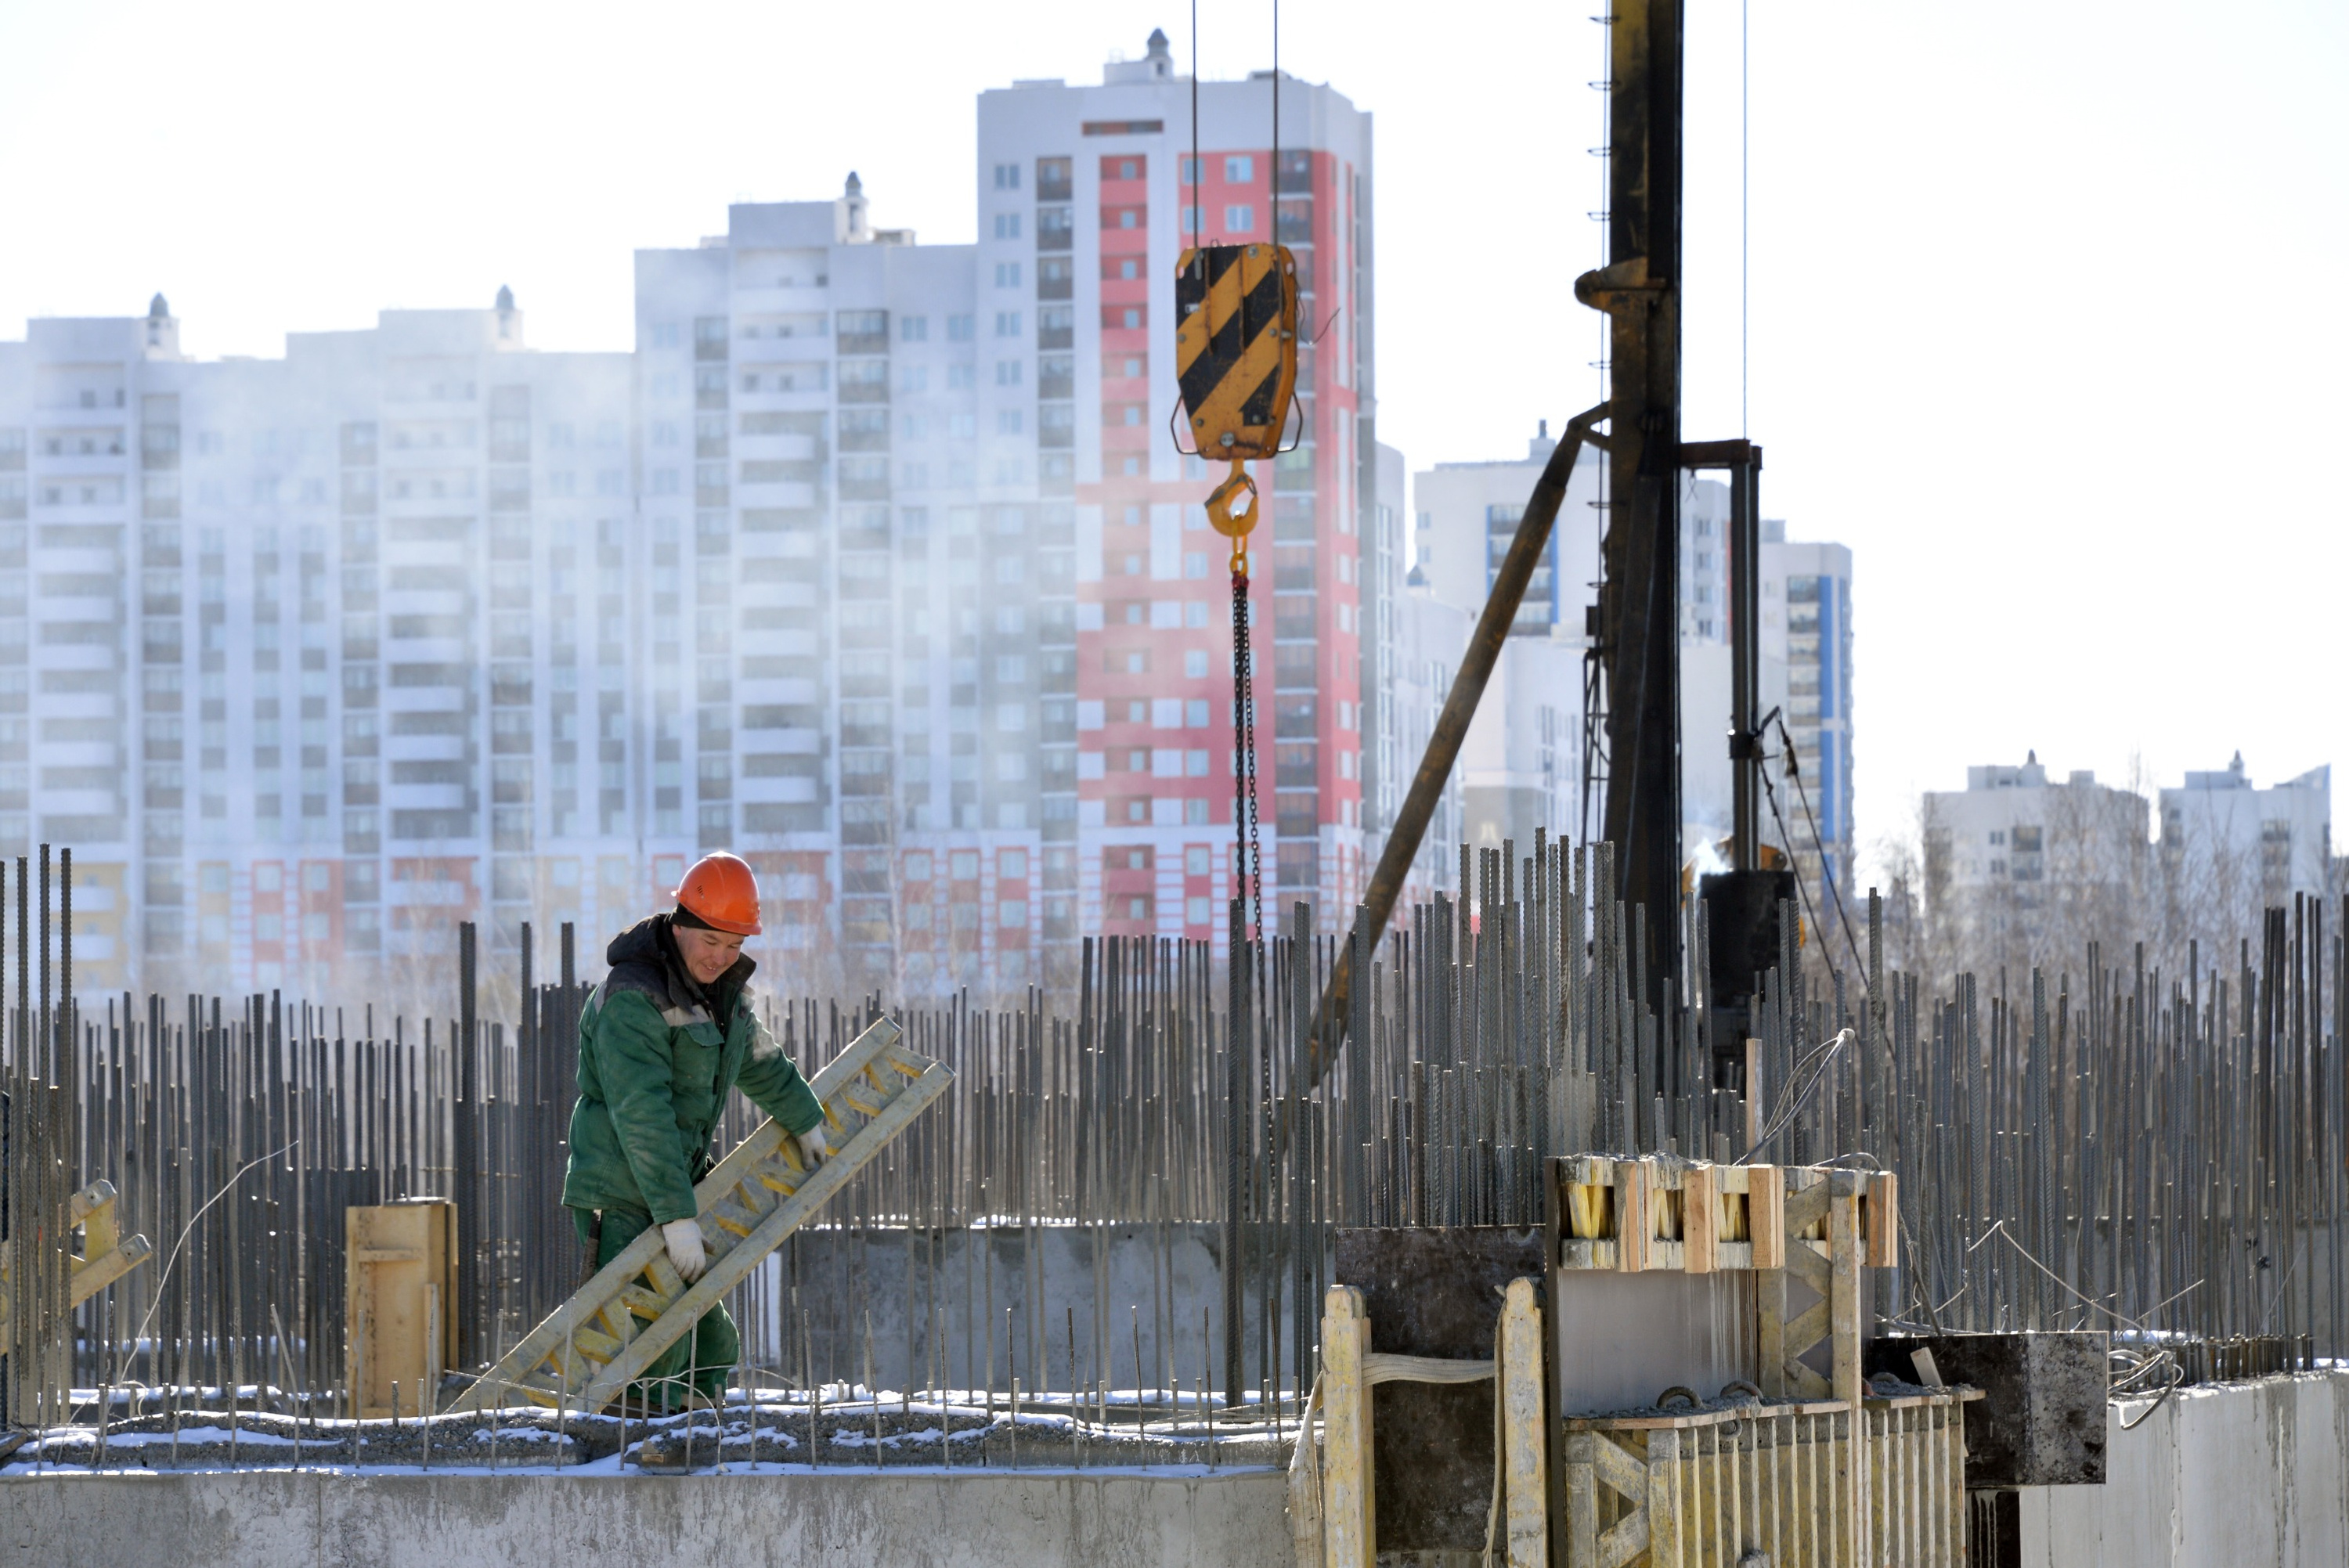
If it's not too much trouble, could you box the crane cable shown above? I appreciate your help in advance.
[1232,539,1261,945]
[1189,0,1284,943]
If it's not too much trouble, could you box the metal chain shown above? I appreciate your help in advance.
[1231,554,1261,943]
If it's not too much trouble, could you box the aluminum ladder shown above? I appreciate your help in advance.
[453,1015,949,1414]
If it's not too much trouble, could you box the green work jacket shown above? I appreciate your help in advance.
[561,914,822,1225]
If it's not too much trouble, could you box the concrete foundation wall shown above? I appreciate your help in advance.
[772,1223,1322,1397]
[0,1469,1291,1568]
[2022,1369,2349,1566]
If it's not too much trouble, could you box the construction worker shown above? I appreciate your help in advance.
[561,851,829,1411]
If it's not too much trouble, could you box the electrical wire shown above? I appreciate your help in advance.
[113,1137,302,1390]
[1757,712,1869,995]
[1776,712,1870,983]
[1737,1026,1853,1162]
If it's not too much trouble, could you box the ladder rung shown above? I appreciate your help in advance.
[708,1200,760,1238]
[572,1325,624,1361]
[619,1284,672,1321]
[758,1170,803,1197]
[594,1301,637,1346]
[644,1255,687,1298]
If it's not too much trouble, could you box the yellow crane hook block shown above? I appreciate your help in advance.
[1174,243,1300,550]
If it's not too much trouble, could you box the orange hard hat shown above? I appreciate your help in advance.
[671,852,763,936]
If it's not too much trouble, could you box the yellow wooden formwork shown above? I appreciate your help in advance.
[452,1015,949,1415]
[345,1199,456,1420]
[1308,1278,1549,1568]
[1554,1156,1896,1281]
[1558,1388,1976,1568]
[1546,1154,1954,1566]
[0,1178,153,1356]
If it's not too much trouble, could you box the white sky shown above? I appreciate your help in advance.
[5,0,2345,885]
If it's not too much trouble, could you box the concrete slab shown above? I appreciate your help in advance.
[2019,1368,2349,1567]
[0,1466,1292,1568]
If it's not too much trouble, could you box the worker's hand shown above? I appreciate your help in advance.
[662,1217,708,1283]
[796,1127,830,1172]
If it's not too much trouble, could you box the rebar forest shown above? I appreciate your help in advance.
[5,831,2344,1449]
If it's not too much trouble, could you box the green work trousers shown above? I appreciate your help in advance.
[572,1204,738,1408]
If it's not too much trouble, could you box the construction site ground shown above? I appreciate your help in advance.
[9,1368,2349,1567]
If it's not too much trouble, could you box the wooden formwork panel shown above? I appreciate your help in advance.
[1559,1390,1975,1568]
[1554,1157,1896,1278]
[345,1198,456,1421]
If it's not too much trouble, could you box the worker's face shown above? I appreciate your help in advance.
[674,924,745,986]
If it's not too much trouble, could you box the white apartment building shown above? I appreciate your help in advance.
[1409,431,1813,871]
[1922,754,2150,964]
[630,179,1059,997]
[0,293,645,997]
[1408,427,1603,856]
[2160,755,2334,943]
[1361,438,1457,899]
[0,31,1387,1002]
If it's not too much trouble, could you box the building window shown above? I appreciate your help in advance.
[994,212,1023,239]
[994,311,1023,338]
[994,261,1022,288]
[1225,205,1255,232]
[993,162,1021,189]
[1224,155,1254,183]
[900,315,929,342]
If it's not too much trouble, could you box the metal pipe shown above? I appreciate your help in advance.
[1297,400,1611,1088]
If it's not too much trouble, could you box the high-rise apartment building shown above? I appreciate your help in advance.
[1362,438,1456,899]
[1409,427,1603,853]
[630,179,1061,997]
[1755,522,1855,925]
[0,31,1380,1001]
[0,294,640,997]
[976,31,1376,946]
[1409,429,1786,861]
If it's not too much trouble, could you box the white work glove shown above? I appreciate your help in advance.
[796,1126,830,1171]
[662,1217,708,1283]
